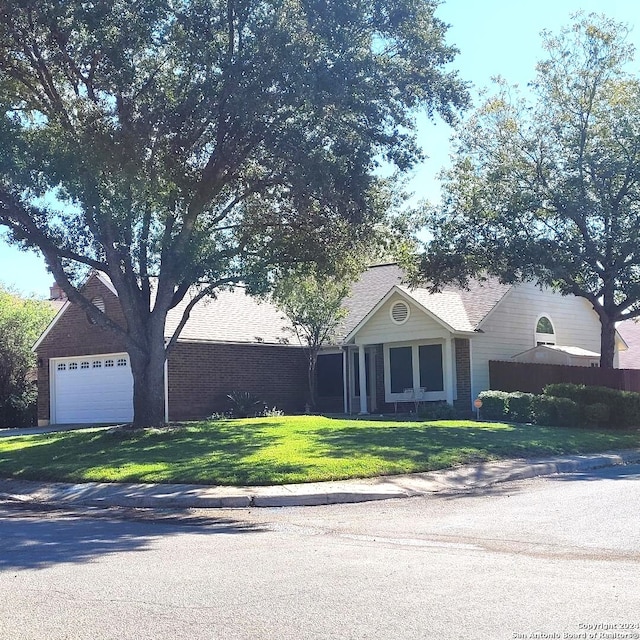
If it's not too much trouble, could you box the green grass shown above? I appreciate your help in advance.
[0,415,638,486]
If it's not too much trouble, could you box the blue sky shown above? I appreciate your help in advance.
[2,0,640,298]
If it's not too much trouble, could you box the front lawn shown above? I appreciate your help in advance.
[0,416,638,486]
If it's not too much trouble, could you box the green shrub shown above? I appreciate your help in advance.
[544,383,620,406]
[617,392,640,428]
[0,387,37,428]
[506,392,535,423]
[530,395,579,427]
[583,403,610,428]
[418,401,457,421]
[226,391,266,418]
[544,383,640,428]
[543,383,585,402]
[477,391,509,420]
[477,391,535,423]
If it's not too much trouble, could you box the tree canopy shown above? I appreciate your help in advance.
[0,0,468,425]
[0,286,55,427]
[273,268,351,410]
[413,13,640,368]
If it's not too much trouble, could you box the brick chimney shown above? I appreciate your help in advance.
[49,282,67,300]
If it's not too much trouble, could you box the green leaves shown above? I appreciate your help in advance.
[0,286,55,426]
[0,0,468,422]
[417,14,640,365]
[0,0,467,292]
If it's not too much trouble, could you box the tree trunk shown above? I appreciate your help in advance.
[128,339,167,427]
[599,315,617,369]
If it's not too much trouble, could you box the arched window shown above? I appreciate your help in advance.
[535,315,556,346]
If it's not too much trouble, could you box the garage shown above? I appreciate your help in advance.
[50,354,134,424]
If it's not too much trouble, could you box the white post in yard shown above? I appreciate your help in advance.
[358,344,368,414]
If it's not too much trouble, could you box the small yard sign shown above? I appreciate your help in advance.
[474,398,482,420]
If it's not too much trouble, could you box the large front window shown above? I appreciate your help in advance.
[419,344,444,392]
[316,353,343,397]
[389,346,413,393]
[386,342,445,400]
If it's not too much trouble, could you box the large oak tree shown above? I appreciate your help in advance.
[414,14,640,368]
[0,0,468,425]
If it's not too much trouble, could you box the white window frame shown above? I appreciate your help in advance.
[383,340,447,403]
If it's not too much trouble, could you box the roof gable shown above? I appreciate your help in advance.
[32,272,118,352]
[342,267,512,341]
[343,285,458,343]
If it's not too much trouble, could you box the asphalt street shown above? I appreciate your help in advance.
[1,464,639,640]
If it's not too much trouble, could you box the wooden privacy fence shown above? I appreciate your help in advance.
[489,360,640,395]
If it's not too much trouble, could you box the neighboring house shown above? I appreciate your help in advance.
[511,345,601,368]
[34,264,623,425]
[616,319,640,369]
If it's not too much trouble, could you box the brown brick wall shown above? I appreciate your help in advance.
[36,274,309,422]
[36,276,128,421]
[167,341,308,420]
[454,338,472,411]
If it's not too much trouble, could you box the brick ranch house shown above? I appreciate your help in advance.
[34,264,624,425]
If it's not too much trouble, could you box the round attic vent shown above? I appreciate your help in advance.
[390,300,409,324]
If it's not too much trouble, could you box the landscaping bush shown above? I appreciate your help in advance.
[619,392,640,428]
[583,403,610,428]
[418,401,457,421]
[530,395,579,427]
[544,383,640,428]
[505,392,535,423]
[226,391,266,418]
[477,391,534,423]
[0,387,37,428]
[477,391,510,420]
[478,385,639,428]
[544,383,619,407]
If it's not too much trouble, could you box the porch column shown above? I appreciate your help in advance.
[342,349,348,414]
[358,344,368,414]
[444,337,455,405]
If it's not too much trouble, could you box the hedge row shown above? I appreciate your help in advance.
[478,384,640,429]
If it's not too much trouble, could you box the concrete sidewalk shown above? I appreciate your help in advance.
[1,449,639,509]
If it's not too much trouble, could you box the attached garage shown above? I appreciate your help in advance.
[50,353,134,424]
[34,272,309,425]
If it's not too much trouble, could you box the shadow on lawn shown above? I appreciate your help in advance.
[314,422,639,468]
[0,505,266,570]
[0,421,310,486]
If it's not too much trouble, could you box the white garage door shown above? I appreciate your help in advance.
[51,354,134,424]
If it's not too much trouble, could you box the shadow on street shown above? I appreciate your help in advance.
[546,464,640,482]
[0,504,266,570]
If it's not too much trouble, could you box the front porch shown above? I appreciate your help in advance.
[315,339,473,415]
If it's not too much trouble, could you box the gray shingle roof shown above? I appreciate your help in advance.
[88,264,513,345]
[165,287,295,345]
[341,263,512,337]
[341,263,405,335]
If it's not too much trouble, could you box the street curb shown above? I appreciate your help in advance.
[1,449,639,509]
